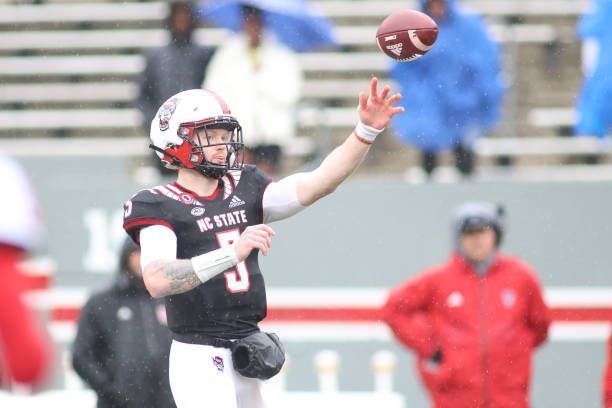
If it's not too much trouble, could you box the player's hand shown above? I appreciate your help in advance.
[234,224,276,260]
[358,77,404,129]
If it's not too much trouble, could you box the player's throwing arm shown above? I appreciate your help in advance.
[294,77,404,206]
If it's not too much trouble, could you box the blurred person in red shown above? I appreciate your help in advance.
[382,201,550,408]
[0,152,52,388]
[602,335,612,407]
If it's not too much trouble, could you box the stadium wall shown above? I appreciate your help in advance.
[16,155,612,407]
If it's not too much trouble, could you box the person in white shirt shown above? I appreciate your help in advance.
[203,5,303,175]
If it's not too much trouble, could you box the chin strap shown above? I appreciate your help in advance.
[149,144,183,168]
[149,143,227,178]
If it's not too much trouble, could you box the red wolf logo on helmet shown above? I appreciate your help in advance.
[158,98,178,131]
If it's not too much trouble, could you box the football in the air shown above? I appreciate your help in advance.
[376,9,438,61]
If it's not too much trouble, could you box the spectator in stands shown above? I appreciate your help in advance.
[72,237,176,408]
[575,0,612,141]
[137,0,215,176]
[203,4,303,175]
[0,152,52,390]
[382,201,550,408]
[389,0,504,179]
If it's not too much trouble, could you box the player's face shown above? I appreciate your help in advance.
[460,228,496,262]
[193,127,232,165]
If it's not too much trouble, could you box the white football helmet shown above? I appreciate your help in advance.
[149,89,244,178]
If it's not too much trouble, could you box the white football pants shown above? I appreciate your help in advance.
[169,340,281,408]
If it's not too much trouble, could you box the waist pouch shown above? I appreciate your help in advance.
[230,331,285,380]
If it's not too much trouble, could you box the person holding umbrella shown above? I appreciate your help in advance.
[575,0,612,141]
[198,0,338,53]
[388,0,504,180]
[202,4,304,175]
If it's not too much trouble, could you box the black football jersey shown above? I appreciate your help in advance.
[123,165,272,339]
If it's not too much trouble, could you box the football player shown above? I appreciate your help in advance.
[123,77,403,408]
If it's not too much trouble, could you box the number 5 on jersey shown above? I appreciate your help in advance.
[217,229,250,293]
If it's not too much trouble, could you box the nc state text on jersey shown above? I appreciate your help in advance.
[196,210,248,232]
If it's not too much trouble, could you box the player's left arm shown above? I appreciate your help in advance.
[140,224,275,298]
[292,77,403,206]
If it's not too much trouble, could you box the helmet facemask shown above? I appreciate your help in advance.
[188,118,244,179]
[157,115,244,179]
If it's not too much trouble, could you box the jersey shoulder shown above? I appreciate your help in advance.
[123,187,174,241]
[224,165,271,195]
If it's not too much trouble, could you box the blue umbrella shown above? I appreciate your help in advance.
[197,0,339,52]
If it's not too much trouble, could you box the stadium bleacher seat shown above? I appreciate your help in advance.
[0,0,603,167]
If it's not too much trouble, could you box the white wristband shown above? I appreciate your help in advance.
[191,246,239,283]
[354,120,384,144]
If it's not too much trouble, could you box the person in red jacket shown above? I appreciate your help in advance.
[0,152,52,389]
[382,201,551,408]
[602,334,612,407]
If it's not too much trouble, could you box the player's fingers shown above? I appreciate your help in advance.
[379,85,391,100]
[388,93,402,105]
[248,229,273,248]
[250,236,270,255]
[248,231,272,246]
[392,106,405,114]
[370,77,379,98]
[257,224,276,236]
[248,227,275,244]
[246,224,276,237]
[358,92,367,110]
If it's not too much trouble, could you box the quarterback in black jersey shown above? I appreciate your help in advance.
[123,78,403,408]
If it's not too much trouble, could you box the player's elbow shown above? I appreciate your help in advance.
[320,183,338,198]
[302,183,337,206]
[144,279,166,299]
[297,170,340,206]
[142,263,167,299]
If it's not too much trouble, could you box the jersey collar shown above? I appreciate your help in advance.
[171,181,222,201]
